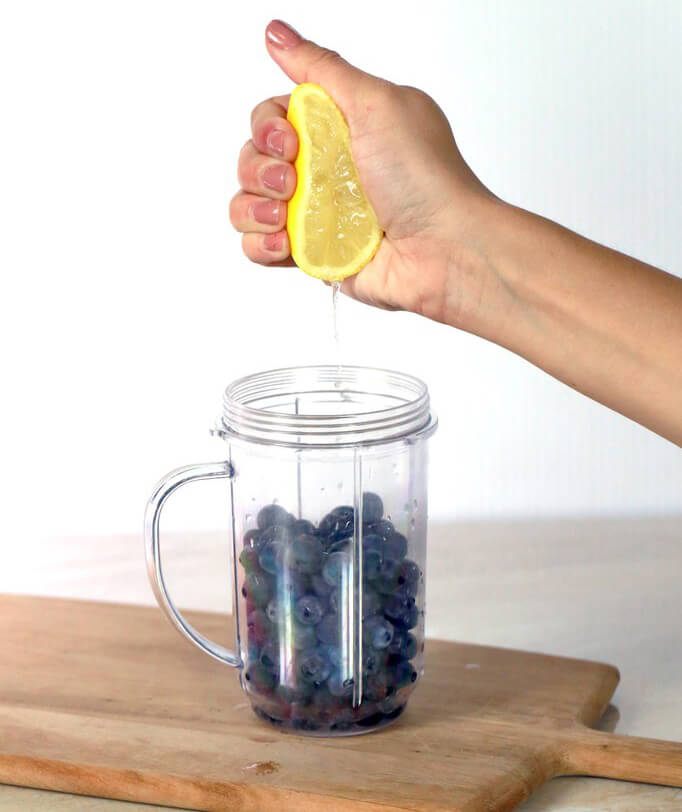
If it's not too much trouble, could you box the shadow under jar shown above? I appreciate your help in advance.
[145,365,437,736]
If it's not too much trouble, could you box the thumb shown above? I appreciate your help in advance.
[265,20,366,102]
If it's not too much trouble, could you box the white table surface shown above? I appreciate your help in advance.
[2,516,682,810]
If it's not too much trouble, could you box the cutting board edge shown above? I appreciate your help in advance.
[0,753,421,812]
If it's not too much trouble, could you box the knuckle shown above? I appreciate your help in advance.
[250,102,266,128]
[250,96,279,128]
[306,47,342,77]
[237,157,256,189]
[228,193,244,226]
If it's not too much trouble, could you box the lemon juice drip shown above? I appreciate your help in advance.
[332,281,341,346]
[331,281,343,389]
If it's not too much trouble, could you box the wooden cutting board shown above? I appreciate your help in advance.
[2,595,682,811]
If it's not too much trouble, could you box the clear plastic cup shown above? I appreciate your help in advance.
[145,365,437,735]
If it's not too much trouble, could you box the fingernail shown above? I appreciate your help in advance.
[262,163,288,193]
[264,232,284,252]
[253,199,280,225]
[266,20,302,50]
[266,129,285,156]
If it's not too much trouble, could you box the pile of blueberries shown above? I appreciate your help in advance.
[238,492,423,734]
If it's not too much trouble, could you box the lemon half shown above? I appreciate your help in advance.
[286,83,382,282]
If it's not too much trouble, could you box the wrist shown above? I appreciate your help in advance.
[439,192,520,341]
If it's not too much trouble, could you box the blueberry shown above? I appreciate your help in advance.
[275,569,309,600]
[362,535,383,581]
[383,596,419,630]
[257,504,294,529]
[318,506,354,543]
[257,525,291,574]
[386,630,418,664]
[402,632,418,660]
[387,627,407,656]
[242,572,273,608]
[259,523,291,546]
[393,559,420,598]
[259,641,280,671]
[246,609,271,646]
[316,613,340,645]
[244,662,276,694]
[242,528,263,550]
[363,673,389,701]
[265,598,282,624]
[294,594,325,625]
[297,646,332,686]
[398,558,420,585]
[291,519,317,537]
[327,670,354,698]
[258,540,284,575]
[326,538,351,556]
[365,519,394,540]
[363,615,395,650]
[319,644,342,669]
[238,546,260,574]
[363,648,388,675]
[374,560,401,595]
[383,532,408,561]
[311,573,334,598]
[292,621,318,650]
[402,602,420,631]
[362,587,383,618]
[392,660,418,689]
[247,639,261,664]
[379,696,404,715]
[322,550,351,587]
[328,585,380,617]
[286,534,323,574]
[362,492,384,523]
[291,715,320,732]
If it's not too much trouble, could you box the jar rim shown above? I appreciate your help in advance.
[216,365,437,448]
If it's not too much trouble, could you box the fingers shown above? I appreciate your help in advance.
[250,95,297,161]
[241,230,293,266]
[237,140,296,200]
[229,192,286,234]
[232,92,299,268]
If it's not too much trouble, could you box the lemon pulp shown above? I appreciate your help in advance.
[286,83,382,282]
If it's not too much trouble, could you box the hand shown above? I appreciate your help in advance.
[229,19,495,326]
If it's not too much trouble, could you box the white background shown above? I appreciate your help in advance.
[1,0,680,547]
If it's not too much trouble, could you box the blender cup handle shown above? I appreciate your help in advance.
[144,461,241,668]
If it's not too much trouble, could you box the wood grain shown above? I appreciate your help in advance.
[1,595,681,812]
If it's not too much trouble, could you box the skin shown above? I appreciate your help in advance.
[230,20,682,446]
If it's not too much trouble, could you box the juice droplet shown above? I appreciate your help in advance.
[331,281,341,344]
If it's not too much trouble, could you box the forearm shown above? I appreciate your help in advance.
[460,199,682,445]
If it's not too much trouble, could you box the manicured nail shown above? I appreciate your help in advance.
[262,163,288,193]
[266,129,285,156]
[253,199,280,225]
[266,20,302,50]
[264,232,284,251]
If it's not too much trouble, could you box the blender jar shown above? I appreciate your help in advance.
[145,365,437,735]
